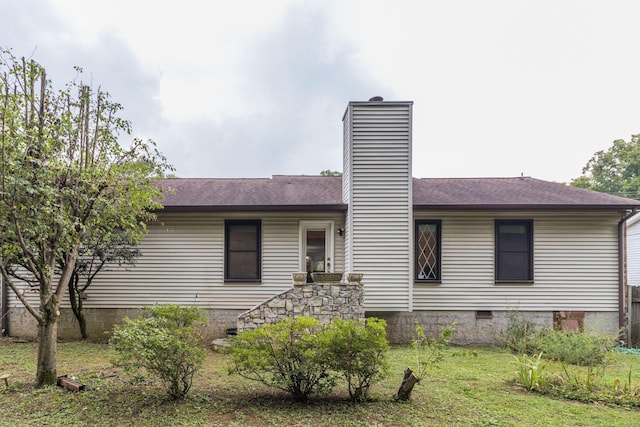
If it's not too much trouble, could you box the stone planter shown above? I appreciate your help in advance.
[311,272,344,283]
[347,272,364,283]
[291,272,307,285]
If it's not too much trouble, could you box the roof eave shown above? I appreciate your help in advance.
[413,204,640,211]
[157,204,348,213]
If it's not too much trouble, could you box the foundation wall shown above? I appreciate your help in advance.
[7,307,619,345]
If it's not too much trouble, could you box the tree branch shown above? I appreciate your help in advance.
[0,262,41,322]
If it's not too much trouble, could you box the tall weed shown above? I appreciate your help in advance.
[502,310,541,354]
[513,352,546,391]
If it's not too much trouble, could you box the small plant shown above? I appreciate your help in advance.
[227,316,334,402]
[513,352,546,391]
[110,304,208,400]
[502,310,541,354]
[512,354,640,408]
[321,317,389,402]
[394,322,455,401]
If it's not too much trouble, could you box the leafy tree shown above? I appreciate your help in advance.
[320,169,342,176]
[571,134,640,199]
[0,49,171,386]
[58,232,140,340]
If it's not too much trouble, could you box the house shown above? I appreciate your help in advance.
[5,98,640,344]
[627,213,640,288]
[625,214,640,345]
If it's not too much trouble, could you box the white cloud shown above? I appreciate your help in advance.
[2,0,640,182]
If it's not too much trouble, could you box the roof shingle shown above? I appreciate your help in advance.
[412,177,640,210]
[158,175,345,211]
[156,175,640,211]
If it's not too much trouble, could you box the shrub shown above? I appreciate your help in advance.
[536,329,615,366]
[110,304,208,400]
[320,317,389,402]
[502,311,615,366]
[227,316,334,402]
[502,310,541,354]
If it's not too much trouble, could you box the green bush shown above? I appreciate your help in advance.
[110,304,208,400]
[502,310,541,354]
[502,311,615,366]
[536,329,615,366]
[320,317,389,402]
[228,316,334,402]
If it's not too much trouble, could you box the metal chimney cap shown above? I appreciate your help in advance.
[368,96,384,102]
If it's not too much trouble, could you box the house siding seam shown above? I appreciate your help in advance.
[412,211,620,311]
[344,102,413,311]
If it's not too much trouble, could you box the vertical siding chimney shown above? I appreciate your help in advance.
[342,98,414,311]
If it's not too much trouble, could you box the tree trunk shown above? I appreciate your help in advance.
[68,274,87,339]
[35,304,59,387]
[77,306,87,340]
[395,368,420,401]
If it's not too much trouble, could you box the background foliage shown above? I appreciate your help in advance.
[572,134,640,199]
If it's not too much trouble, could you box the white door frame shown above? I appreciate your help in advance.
[299,220,335,273]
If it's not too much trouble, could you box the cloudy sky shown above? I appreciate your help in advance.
[2,0,639,183]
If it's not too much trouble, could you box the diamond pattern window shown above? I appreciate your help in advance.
[415,220,441,282]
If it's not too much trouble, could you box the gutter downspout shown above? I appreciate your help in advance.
[619,209,639,343]
[1,272,6,337]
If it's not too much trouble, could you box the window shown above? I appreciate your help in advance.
[495,220,533,282]
[225,220,261,281]
[415,220,441,282]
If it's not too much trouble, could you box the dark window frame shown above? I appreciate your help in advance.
[415,219,442,283]
[224,219,262,282]
[494,219,533,283]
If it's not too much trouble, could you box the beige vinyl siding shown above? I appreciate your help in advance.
[346,102,413,311]
[413,211,622,311]
[343,108,353,273]
[627,214,640,286]
[8,212,345,310]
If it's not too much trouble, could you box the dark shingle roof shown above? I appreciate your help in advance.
[412,177,640,210]
[158,175,346,211]
[156,175,640,211]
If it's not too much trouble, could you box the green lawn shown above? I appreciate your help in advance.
[1,338,639,426]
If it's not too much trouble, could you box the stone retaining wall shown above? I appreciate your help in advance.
[237,272,365,331]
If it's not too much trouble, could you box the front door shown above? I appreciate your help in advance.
[300,221,334,280]
[306,229,327,274]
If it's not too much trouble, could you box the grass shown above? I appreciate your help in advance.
[1,338,640,426]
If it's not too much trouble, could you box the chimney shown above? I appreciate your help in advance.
[342,97,414,311]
